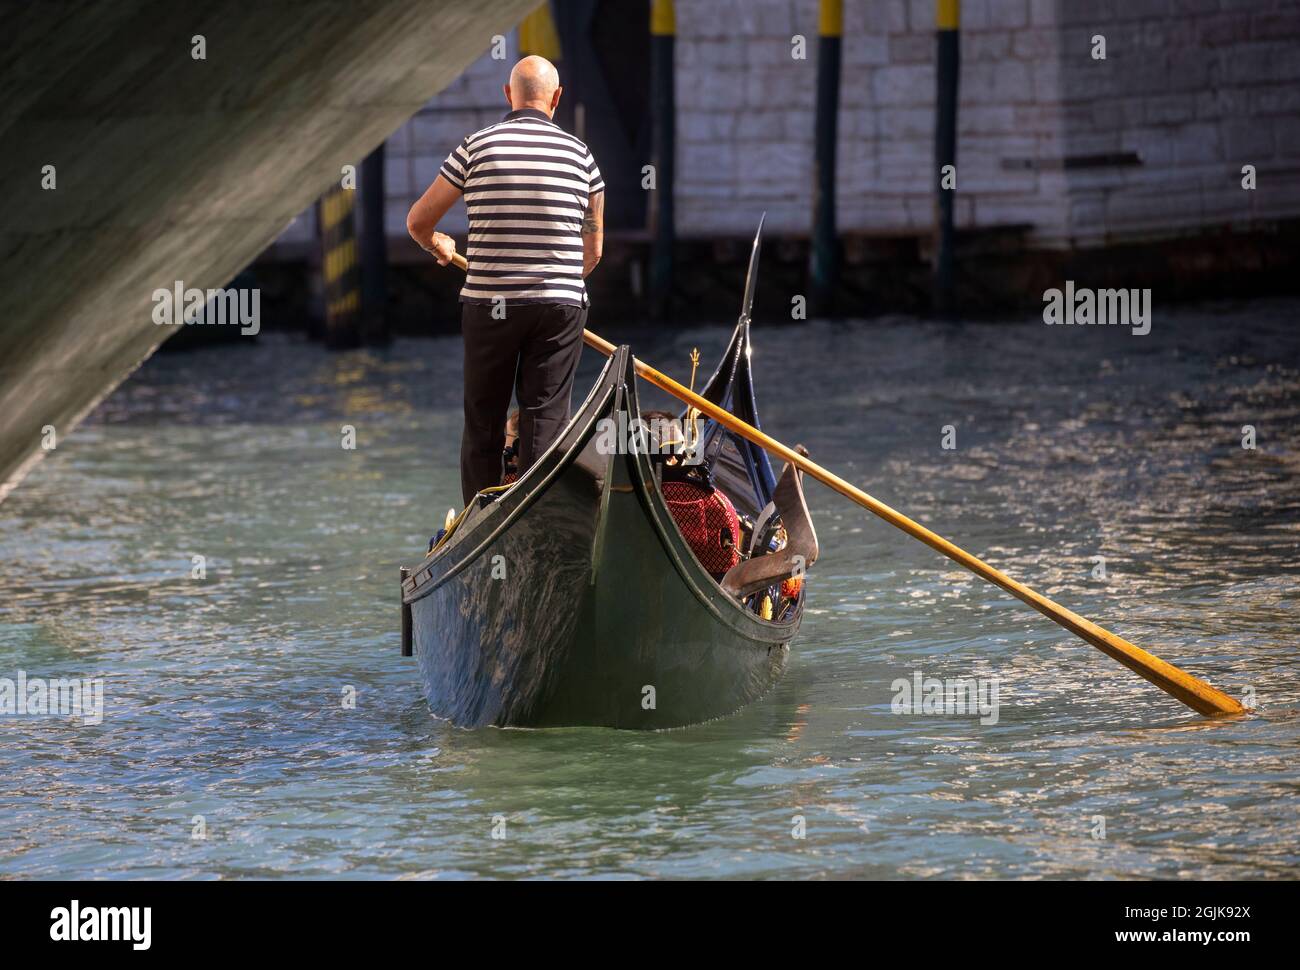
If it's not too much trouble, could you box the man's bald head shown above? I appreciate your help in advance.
[505,55,562,116]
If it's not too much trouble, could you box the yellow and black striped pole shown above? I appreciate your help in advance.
[649,0,676,318]
[810,0,842,314]
[519,2,562,60]
[934,0,960,316]
[359,145,388,344]
[320,181,361,348]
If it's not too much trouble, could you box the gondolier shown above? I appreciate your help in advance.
[400,221,823,729]
[406,54,605,504]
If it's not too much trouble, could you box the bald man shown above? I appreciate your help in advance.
[407,55,605,505]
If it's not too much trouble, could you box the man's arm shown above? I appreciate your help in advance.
[582,190,604,278]
[406,174,462,265]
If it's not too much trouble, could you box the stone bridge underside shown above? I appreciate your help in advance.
[0,0,539,501]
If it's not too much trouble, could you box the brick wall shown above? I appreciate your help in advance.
[673,0,1069,237]
[673,0,1300,246]
[1049,0,1300,246]
[278,0,1300,251]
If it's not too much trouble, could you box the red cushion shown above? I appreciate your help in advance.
[661,480,742,575]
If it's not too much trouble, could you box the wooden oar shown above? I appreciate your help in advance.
[444,252,1243,717]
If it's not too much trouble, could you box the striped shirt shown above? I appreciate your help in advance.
[440,108,604,308]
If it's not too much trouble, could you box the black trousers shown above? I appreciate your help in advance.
[460,301,586,504]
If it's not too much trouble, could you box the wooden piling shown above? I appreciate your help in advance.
[649,0,676,319]
[320,180,361,349]
[359,144,388,344]
[934,0,960,316]
[811,0,842,316]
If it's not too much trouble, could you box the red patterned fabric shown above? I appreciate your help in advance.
[661,480,741,575]
[780,575,803,600]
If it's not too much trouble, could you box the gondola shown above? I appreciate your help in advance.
[400,221,818,729]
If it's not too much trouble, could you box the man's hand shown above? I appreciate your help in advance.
[430,231,457,266]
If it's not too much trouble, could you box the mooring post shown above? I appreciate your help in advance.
[519,2,561,60]
[307,199,326,341]
[649,0,676,319]
[933,0,960,316]
[811,0,842,316]
[320,180,361,348]
[359,144,388,344]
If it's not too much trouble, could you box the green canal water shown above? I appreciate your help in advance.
[2,301,1298,879]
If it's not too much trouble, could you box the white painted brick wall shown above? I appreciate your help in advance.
[676,0,1300,246]
[276,1,1300,251]
[680,0,1031,237]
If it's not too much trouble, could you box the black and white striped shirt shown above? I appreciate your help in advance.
[441,108,604,308]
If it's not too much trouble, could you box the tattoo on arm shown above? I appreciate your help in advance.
[582,192,604,277]
[582,192,604,235]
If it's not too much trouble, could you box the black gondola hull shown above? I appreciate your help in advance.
[404,347,802,730]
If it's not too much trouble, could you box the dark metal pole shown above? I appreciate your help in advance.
[308,199,326,341]
[811,0,842,316]
[360,144,388,344]
[649,0,676,319]
[934,0,960,316]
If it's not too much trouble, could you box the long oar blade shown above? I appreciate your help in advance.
[580,328,1245,719]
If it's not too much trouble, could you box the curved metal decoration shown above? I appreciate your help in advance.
[739,212,765,325]
[695,215,777,511]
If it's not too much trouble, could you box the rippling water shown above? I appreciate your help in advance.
[2,300,1298,879]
